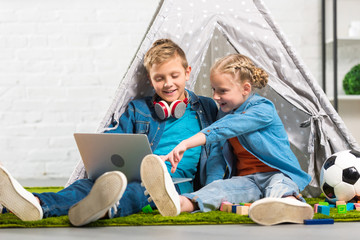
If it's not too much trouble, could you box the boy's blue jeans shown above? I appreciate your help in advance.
[33,179,154,218]
[182,171,303,213]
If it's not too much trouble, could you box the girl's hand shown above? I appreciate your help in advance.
[162,132,206,173]
[163,141,187,173]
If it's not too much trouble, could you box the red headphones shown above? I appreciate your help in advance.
[153,96,189,120]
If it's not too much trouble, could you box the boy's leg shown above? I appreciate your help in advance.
[0,166,43,221]
[248,172,314,226]
[34,178,95,218]
[68,171,127,226]
[111,181,155,217]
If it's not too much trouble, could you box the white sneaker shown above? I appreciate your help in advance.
[68,171,127,226]
[248,197,314,226]
[0,166,43,221]
[140,154,180,217]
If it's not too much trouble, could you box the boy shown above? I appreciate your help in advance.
[0,39,220,226]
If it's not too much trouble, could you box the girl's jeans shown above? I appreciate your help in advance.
[34,179,155,218]
[182,171,303,212]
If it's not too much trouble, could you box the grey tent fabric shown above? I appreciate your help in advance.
[66,0,360,197]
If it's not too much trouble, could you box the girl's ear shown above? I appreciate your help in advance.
[243,82,252,95]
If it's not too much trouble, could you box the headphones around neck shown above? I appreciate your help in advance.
[153,95,189,120]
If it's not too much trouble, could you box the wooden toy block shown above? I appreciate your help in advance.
[232,205,240,213]
[346,203,355,211]
[329,204,336,208]
[141,204,153,213]
[220,202,233,212]
[356,207,360,211]
[244,203,252,207]
[220,202,232,212]
[354,203,360,208]
[314,204,319,213]
[304,219,334,225]
[235,206,249,215]
[337,204,347,214]
[318,205,330,215]
[319,202,329,206]
[336,201,346,207]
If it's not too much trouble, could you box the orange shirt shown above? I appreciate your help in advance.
[228,137,278,176]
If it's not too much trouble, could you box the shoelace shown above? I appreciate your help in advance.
[142,182,153,203]
[108,201,120,219]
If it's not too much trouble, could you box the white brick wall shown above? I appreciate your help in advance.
[0,0,323,181]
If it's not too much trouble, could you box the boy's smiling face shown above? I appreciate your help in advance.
[148,55,191,104]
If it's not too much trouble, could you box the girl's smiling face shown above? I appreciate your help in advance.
[210,71,251,112]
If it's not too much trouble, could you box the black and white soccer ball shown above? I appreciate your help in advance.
[320,149,360,203]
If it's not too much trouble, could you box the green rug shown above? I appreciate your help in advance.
[1,187,359,228]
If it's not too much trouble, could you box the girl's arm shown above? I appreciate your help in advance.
[163,132,206,173]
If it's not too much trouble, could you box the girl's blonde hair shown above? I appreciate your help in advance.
[210,54,268,89]
[143,39,188,72]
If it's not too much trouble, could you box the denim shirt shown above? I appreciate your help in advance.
[201,93,312,191]
[106,90,219,189]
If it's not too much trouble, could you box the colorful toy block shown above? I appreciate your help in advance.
[337,204,347,214]
[336,201,346,207]
[304,219,334,225]
[220,202,233,212]
[141,204,153,213]
[232,204,240,213]
[235,206,249,215]
[319,202,329,206]
[346,203,355,211]
[318,205,330,215]
[314,204,319,213]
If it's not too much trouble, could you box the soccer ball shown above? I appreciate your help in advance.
[320,149,360,203]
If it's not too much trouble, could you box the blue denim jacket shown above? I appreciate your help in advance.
[106,90,219,189]
[201,93,312,191]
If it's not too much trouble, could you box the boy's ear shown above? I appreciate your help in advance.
[185,66,192,81]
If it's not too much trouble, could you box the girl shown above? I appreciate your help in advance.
[140,54,314,225]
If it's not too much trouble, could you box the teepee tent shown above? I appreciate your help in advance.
[67,0,359,197]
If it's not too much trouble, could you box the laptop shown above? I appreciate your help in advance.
[74,133,192,184]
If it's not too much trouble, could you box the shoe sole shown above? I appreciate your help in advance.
[140,154,180,217]
[249,198,314,226]
[68,171,127,226]
[0,166,43,221]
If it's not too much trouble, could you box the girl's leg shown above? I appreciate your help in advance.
[248,172,313,226]
[182,176,262,212]
[259,172,304,201]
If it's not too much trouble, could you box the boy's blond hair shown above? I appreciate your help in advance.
[144,39,188,72]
